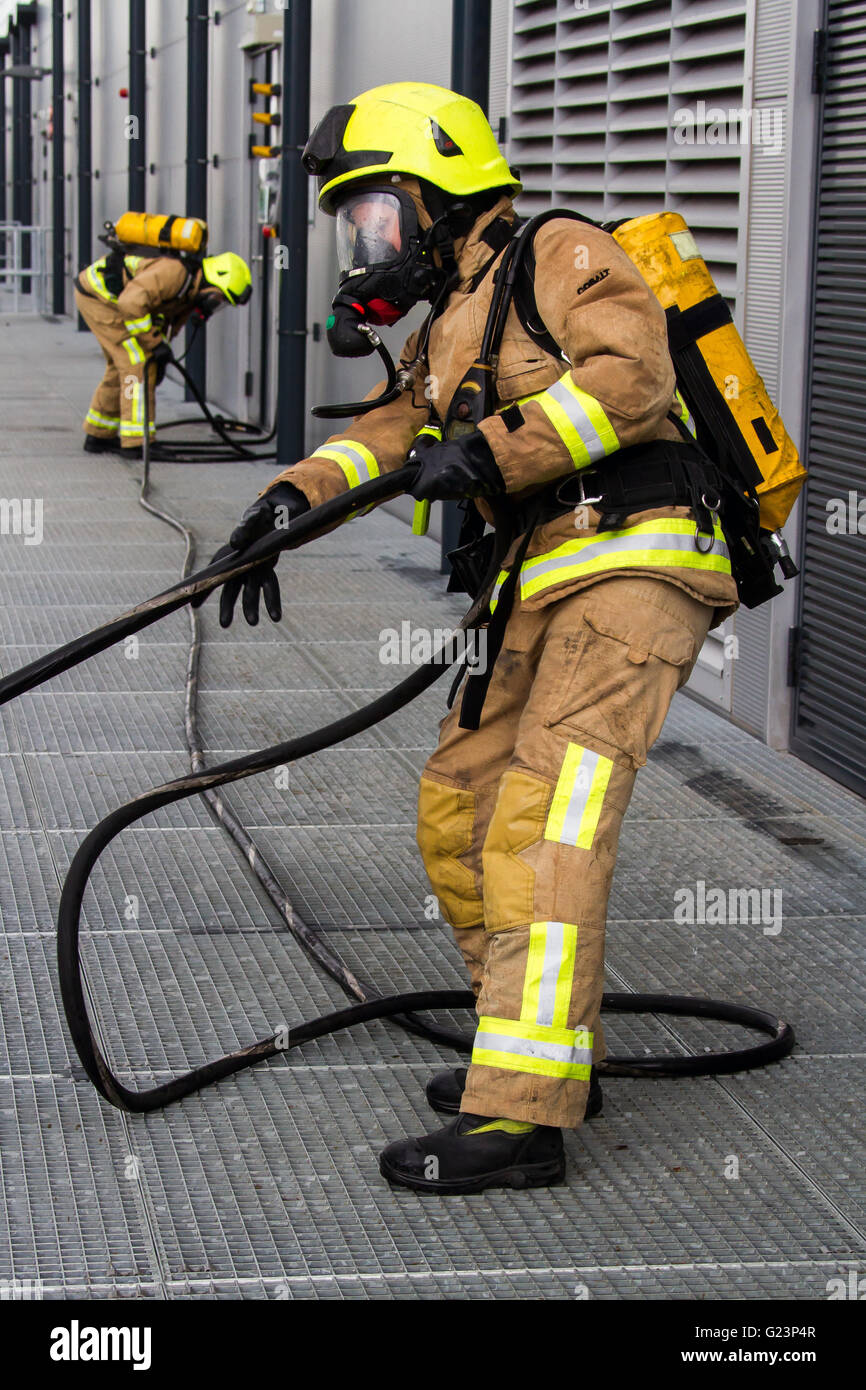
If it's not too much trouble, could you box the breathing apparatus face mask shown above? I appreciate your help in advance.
[312,180,474,419]
[192,289,228,323]
[326,184,456,358]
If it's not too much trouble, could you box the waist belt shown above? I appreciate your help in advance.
[457,438,723,731]
[509,438,723,538]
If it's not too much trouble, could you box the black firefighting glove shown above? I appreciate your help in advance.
[192,481,309,628]
[408,430,505,502]
[150,339,173,387]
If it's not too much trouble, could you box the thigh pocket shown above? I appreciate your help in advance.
[542,587,701,768]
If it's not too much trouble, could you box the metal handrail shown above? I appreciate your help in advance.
[0,222,50,313]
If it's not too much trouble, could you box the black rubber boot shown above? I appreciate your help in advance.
[379,1112,565,1195]
[120,445,143,461]
[83,435,121,454]
[426,1064,604,1120]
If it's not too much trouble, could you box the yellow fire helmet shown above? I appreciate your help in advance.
[200,251,253,305]
[303,81,521,214]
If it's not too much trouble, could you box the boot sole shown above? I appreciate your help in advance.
[379,1154,566,1196]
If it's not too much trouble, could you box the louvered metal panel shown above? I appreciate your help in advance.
[509,0,748,304]
[509,0,750,709]
[792,0,866,796]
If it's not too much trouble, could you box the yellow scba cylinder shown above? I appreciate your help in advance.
[612,211,805,532]
[114,211,208,256]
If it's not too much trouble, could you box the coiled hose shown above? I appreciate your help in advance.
[0,437,795,1113]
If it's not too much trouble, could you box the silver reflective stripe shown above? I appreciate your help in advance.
[556,750,601,849]
[522,529,730,587]
[544,378,612,463]
[313,441,379,485]
[338,444,377,482]
[534,921,567,1028]
[473,1028,591,1067]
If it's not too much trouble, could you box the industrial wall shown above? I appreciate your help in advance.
[0,1,848,772]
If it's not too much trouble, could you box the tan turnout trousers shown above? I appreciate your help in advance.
[74,288,156,448]
[417,573,714,1130]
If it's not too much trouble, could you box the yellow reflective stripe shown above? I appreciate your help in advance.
[85,258,115,301]
[312,440,380,488]
[412,499,431,536]
[124,255,143,275]
[121,336,146,365]
[85,409,120,430]
[546,744,613,850]
[414,424,443,442]
[488,517,731,610]
[521,925,548,1027]
[464,1118,536,1135]
[519,371,619,469]
[124,313,152,334]
[520,922,579,1029]
[675,389,696,438]
[472,1015,593,1080]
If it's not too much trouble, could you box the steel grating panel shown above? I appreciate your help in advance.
[0,605,191,648]
[0,1078,158,1290]
[0,755,43,830]
[21,752,215,830]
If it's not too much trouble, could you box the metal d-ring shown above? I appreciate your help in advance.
[694,491,721,554]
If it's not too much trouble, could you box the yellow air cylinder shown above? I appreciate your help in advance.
[612,211,805,532]
[114,211,208,255]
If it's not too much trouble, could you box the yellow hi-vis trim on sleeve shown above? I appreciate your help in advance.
[546,744,613,850]
[519,370,620,470]
[311,439,380,489]
[674,388,697,438]
[521,922,579,1029]
[489,517,731,610]
[472,1015,593,1081]
[85,258,116,302]
[123,313,153,335]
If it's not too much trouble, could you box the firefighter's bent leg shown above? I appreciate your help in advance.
[417,610,539,995]
[75,287,122,439]
[461,576,714,1129]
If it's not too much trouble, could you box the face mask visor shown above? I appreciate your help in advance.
[194,290,228,322]
[335,190,411,278]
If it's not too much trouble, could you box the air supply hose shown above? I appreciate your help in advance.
[151,353,277,461]
[0,441,795,1115]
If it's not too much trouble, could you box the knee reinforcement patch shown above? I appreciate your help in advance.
[481,768,551,932]
[417,777,484,929]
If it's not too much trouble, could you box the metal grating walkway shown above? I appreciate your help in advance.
[1,317,864,1300]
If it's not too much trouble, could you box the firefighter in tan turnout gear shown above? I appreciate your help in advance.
[207,83,739,1194]
[74,247,252,457]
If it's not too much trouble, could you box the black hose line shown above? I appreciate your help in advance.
[0,437,795,1114]
[156,354,276,460]
[0,465,421,708]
